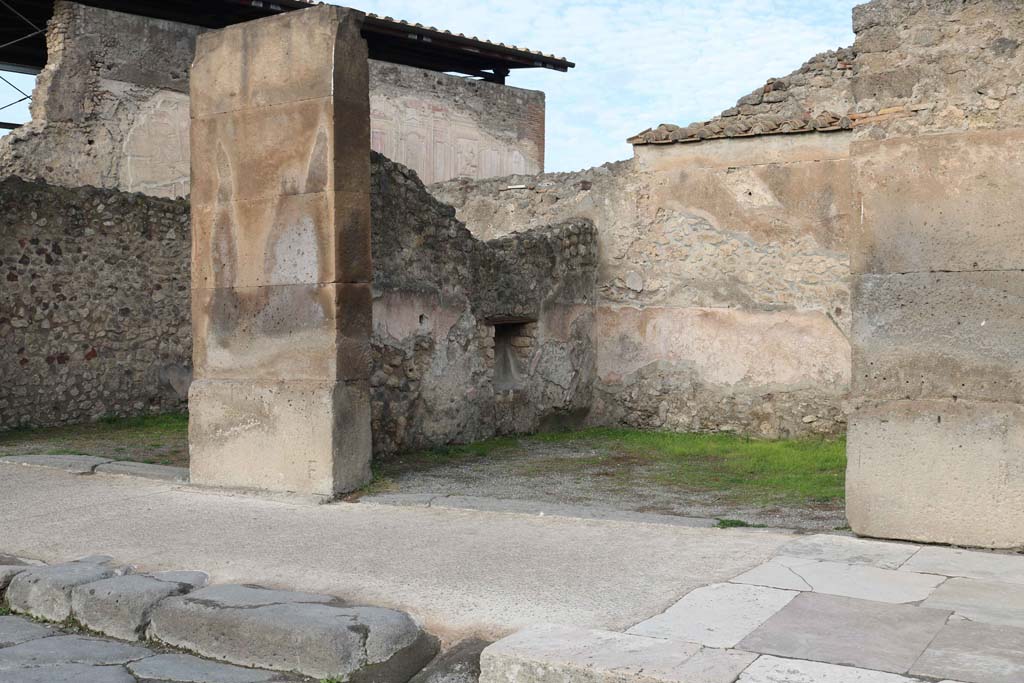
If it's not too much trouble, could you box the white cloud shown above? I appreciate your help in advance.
[354,0,857,171]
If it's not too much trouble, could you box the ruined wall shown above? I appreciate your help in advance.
[0,177,192,430]
[0,1,200,198]
[370,153,596,456]
[844,0,1024,548]
[0,157,596,453]
[0,2,545,199]
[369,61,544,184]
[434,131,853,439]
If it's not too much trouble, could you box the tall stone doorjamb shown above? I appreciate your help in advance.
[187,6,372,496]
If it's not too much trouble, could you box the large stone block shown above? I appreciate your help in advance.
[6,558,127,623]
[847,399,1024,549]
[191,191,371,289]
[70,574,202,641]
[190,97,370,206]
[192,283,371,382]
[852,129,1024,274]
[148,584,437,681]
[852,271,1024,404]
[188,379,371,496]
[191,5,368,118]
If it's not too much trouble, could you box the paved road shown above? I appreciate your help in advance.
[0,463,792,641]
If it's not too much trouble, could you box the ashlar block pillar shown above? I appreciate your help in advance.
[188,6,372,496]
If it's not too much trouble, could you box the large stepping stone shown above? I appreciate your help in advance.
[0,565,28,592]
[480,623,756,683]
[72,572,206,641]
[0,634,152,670]
[6,556,128,622]
[148,584,438,681]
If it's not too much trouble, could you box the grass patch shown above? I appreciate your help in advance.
[0,413,189,467]
[716,518,767,529]
[528,428,846,506]
[0,604,9,616]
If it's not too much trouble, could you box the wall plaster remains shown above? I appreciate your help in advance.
[0,1,546,198]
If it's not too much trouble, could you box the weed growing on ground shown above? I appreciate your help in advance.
[716,518,767,529]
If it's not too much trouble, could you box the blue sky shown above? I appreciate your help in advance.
[0,1,858,172]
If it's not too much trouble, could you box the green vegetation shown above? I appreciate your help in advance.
[529,428,845,504]
[0,413,189,467]
[0,604,10,616]
[716,518,767,529]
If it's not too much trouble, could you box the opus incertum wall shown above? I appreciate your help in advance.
[188,6,373,496]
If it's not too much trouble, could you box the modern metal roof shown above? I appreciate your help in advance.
[0,0,574,83]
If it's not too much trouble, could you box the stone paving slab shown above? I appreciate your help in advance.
[921,577,1024,628]
[627,583,797,648]
[0,634,152,670]
[480,623,757,683]
[903,546,1024,585]
[731,555,946,603]
[777,534,920,569]
[127,653,293,682]
[94,461,190,483]
[737,655,922,682]
[149,584,438,680]
[6,557,128,622]
[71,573,198,641]
[0,454,113,474]
[0,616,56,647]
[910,619,1024,683]
[2,662,136,683]
[738,592,951,674]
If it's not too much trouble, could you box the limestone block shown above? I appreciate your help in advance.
[191,192,371,289]
[6,559,127,622]
[852,130,1024,274]
[777,534,918,569]
[70,574,198,641]
[847,399,1024,549]
[627,583,797,648]
[148,584,437,681]
[188,379,372,495]
[738,593,950,674]
[852,271,1024,404]
[190,96,370,205]
[910,620,1024,683]
[738,656,920,683]
[191,5,367,118]
[902,545,1024,585]
[480,623,756,683]
[192,283,371,382]
[921,577,1024,628]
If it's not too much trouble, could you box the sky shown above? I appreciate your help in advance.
[0,1,858,172]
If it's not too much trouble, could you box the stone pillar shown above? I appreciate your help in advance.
[188,6,372,496]
[846,130,1024,548]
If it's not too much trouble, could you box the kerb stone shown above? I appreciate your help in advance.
[6,559,127,622]
[71,574,196,641]
[147,584,438,680]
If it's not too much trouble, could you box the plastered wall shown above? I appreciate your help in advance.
[0,2,545,199]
